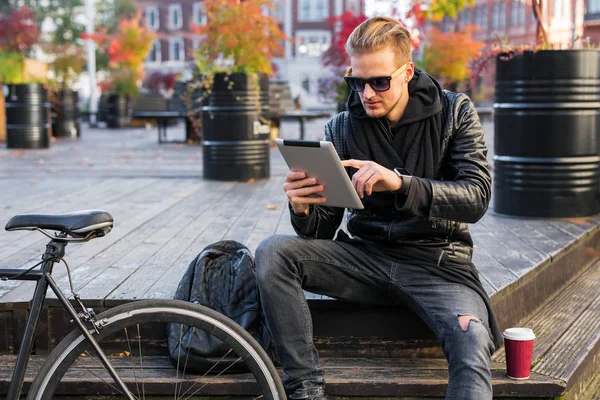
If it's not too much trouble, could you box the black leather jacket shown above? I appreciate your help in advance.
[290,90,491,260]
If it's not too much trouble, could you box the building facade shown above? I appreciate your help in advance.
[136,0,365,107]
[431,0,599,102]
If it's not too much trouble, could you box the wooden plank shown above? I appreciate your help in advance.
[41,179,208,305]
[142,182,267,300]
[471,221,545,278]
[0,178,159,303]
[0,179,203,306]
[224,178,281,244]
[0,178,155,265]
[493,259,600,364]
[471,243,517,295]
[103,183,237,305]
[0,311,13,354]
[531,276,600,381]
[78,181,237,304]
[0,355,566,398]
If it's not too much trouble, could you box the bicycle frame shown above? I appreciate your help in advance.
[1,239,135,400]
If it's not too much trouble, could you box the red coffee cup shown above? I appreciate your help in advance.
[503,327,536,379]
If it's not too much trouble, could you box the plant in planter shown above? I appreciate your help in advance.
[0,6,50,149]
[421,25,484,93]
[84,14,155,128]
[47,44,86,139]
[191,0,287,181]
[470,0,600,218]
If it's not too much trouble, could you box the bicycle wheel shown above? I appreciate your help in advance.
[27,299,285,400]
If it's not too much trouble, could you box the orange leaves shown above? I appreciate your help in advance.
[193,0,288,76]
[422,26,485,86]
[83,14,155,95]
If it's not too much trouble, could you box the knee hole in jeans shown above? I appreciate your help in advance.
[457,314,481,332]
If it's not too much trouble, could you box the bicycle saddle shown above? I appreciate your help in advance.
[5,210,113,238]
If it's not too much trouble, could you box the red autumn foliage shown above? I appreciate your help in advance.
[0,7,40,53]
[321,11,368,68]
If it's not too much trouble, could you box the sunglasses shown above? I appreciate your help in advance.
[344,63,409,93]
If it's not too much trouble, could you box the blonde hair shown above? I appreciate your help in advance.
[345,17,412,65]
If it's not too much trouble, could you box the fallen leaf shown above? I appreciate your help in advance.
[38,158,45,165]
[30,180,38,184]
[247,178,255,184]
[12,151,22,157]
[266,205,280,210]
[110,351,130,357]
[172,193,185,198]
[174,145,182,150]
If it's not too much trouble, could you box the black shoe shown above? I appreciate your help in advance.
[288,387,328,400]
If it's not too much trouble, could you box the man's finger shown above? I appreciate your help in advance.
[341,159,367,168]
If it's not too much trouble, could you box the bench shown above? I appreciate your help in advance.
[131,90,200,144]
[267,81,332,140]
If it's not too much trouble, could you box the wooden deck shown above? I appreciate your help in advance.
[1,121,599,398]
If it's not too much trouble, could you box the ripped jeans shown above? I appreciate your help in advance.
[255,235,495,400]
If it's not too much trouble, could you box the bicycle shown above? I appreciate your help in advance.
[1,210,285,400]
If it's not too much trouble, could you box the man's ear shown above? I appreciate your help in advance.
[406,62,415,83]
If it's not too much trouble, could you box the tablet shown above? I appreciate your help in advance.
[275,139,364,210]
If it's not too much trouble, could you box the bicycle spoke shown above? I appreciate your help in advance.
[74,355,138,399]
[183,355,243,400]
[124,327,142,400]
[173,323,184,400]
[137,324,146,400]
[177,348,235,400]
[176,326,195,400]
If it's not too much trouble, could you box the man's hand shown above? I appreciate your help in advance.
[341,159,402,198]
[283,171,326,216]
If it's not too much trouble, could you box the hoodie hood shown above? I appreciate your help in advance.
[346,67,443,126]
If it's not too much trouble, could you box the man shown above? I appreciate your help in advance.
[255,16,502,400]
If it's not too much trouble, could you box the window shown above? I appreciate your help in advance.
[193,2,207,26]
[147,39,161,63]
[443,16,455,32]
[169,37,185,61]
[145,7,159,31]
[347,0,360,15]
[554,0,569,17]
[492,3,506,29]
[169,4,183,30]
[273,1,285,22]
[458,9,471,26]
[193,38,201,52]
[298,0,329,21]
[296,31,331,57]
[590,0,600,13]
[510,0,525,25]
[475,6,488,30]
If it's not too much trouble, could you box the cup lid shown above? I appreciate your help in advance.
[503,327,535,341]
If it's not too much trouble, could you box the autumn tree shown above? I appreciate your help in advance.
[422,26,484,91]
[193,0,287,76]
[321,11,368,69]
[84,15,155,96]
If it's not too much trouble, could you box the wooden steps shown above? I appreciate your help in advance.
[0,355,565,399]
[1,259,598,398]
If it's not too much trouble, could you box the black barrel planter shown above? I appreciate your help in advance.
[6,83,50,149]
[202,73,270,181]
[493,50,600,218]
[52,89,80,139]
[106,94,132,128]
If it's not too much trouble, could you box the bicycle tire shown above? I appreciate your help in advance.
[27,299,285,400]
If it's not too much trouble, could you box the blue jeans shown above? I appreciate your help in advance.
[255,235,495,400]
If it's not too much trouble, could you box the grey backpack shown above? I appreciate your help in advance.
[167,240,271,373]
